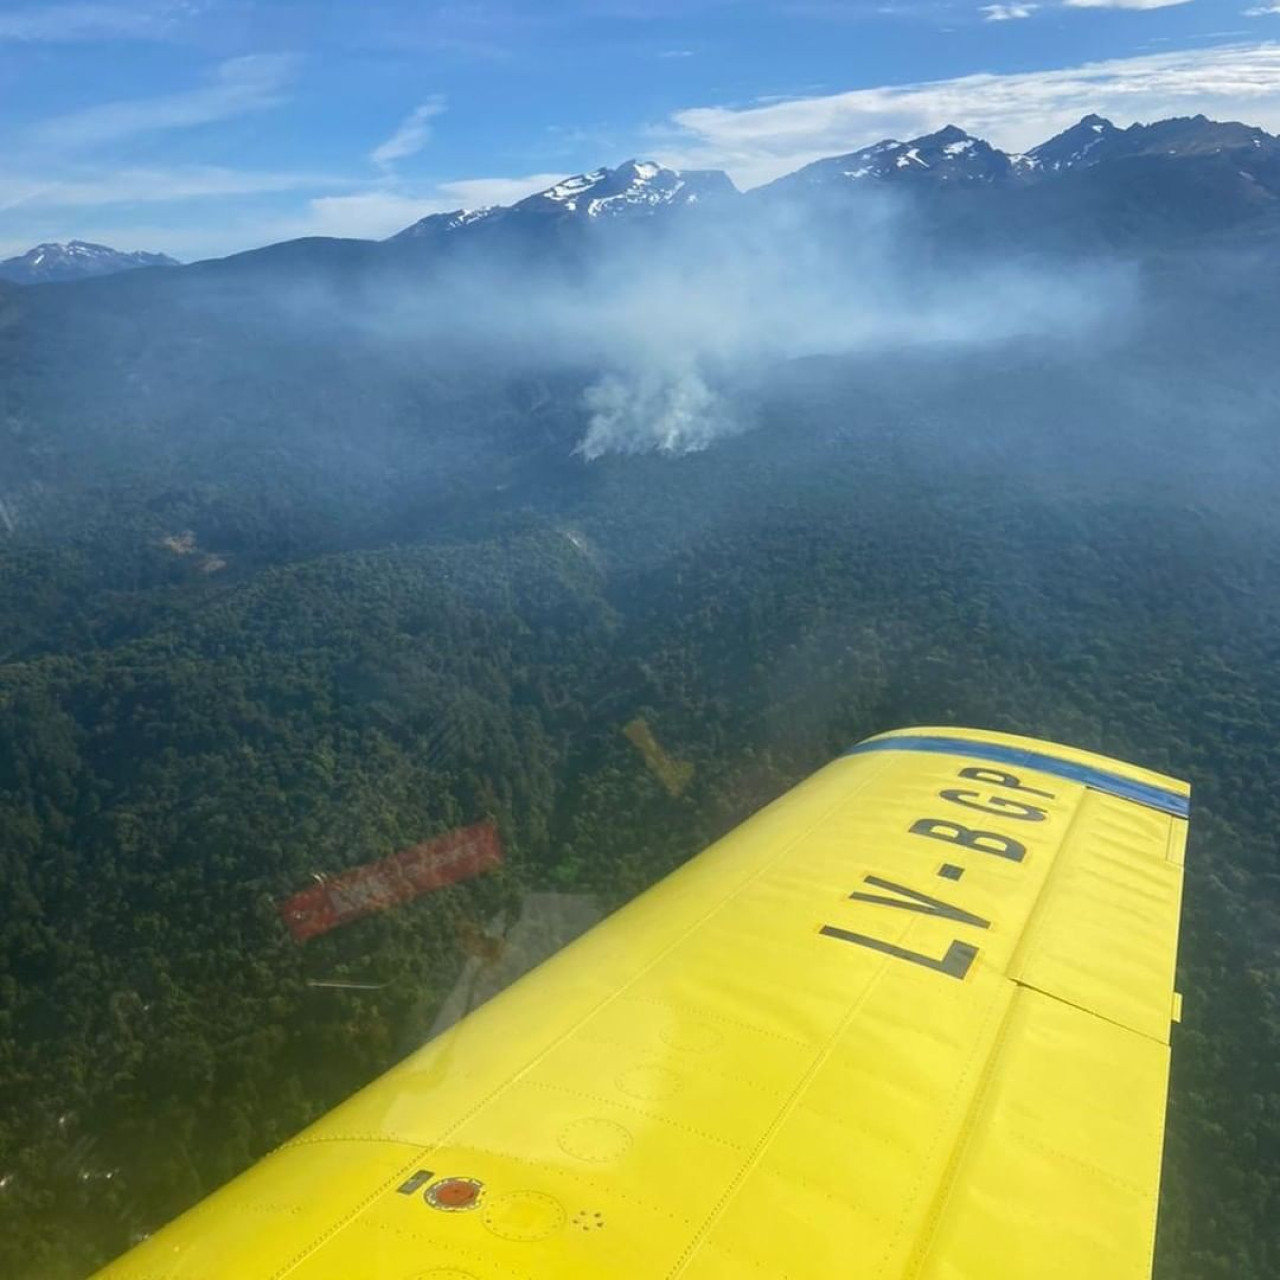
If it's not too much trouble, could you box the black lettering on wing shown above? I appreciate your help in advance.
[820,926,979,980]
[849,875,991,930]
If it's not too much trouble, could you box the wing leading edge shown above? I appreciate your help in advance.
[97,726,1189,1279]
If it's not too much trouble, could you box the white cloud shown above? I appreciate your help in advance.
[1065,0,1192,8]
[659,49,695,58]
[0,166,339,213]
[981,3,1036,17]
[0,2,179,42]
[436,172,568,208]
[301,191,457,239]
[266,173,567,242]
[1245,3,1280,12]
[370,99,447,170]
[652,42,1280,187]
[27,53,298,151]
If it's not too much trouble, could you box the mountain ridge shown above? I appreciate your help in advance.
[9,113,1280,281]
[372,112,1280,254]
[762,112,1280,191]
[392,158,739,242]
[0,239,179,285]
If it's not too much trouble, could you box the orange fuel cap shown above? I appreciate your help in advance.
[425,1177,484,1212]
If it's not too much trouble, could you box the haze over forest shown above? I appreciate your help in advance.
[2,111,1280,1278]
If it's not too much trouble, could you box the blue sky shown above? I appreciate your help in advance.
[2,0,1280,260]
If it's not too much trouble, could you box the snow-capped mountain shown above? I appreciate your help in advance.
[513,160,737,217]
[391,207,501,242]
[393,160,738,241]
[0,240,179,285]
[758,114,1280,202]
[767,125,1015,194]
[1022,113,1279,175]
[1019,114,1122,174]
[381,116,1280,252]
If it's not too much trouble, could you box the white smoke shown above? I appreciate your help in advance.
[578,366,733,460]
[553,188,1130,458]
[258,181,1136,461]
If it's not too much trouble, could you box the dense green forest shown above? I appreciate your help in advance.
[3,425,1279,1276]
[3,241,1280,1277]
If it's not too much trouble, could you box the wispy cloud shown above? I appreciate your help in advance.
[27,53,299,151]
[652,43,1280,186]
[0,165,342,213]
[1064,0,1191,8]
[658,48,695,57]
[244,173,568,244]
[370,98,447,170]
[981,3,1036,18]
[1245,3,1280,12]
[0,2,184,42]
[436,172,567,208]
[302,191,458,239]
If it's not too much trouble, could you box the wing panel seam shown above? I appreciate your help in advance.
[664,944,893,1279]
[1010,976,1173,1046]
[1003,786,1092,981]
[274,754,897,1278]
[891,978,1021,1280]
[404,754,897,1156]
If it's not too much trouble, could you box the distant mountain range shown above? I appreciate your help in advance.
[0,240,179,285]
[384,112,1280,251]
[762,113,1280,191]
[6,113,1280,287]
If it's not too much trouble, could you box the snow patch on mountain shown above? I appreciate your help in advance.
[0,240,179,285]
[392,161,738,240]
[765,125,1014,194]
[1025,115,1122,173]
[516,160,736,219]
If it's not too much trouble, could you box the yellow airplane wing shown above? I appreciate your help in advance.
[97,726,1189,1279]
